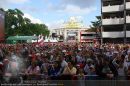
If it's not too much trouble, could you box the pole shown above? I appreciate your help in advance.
[37,35,38,43]
[124,0,127,43]
[101,0,103,44]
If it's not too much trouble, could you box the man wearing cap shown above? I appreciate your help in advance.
[84,59,96,76]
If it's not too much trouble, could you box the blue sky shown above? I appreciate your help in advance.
[0,0,101,29]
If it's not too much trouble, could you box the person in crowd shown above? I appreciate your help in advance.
[1,43,130,81]
[84,58,97,80]
[126,66,130,80]
[124,50,130,71]
[20,44,29,58]
[26,61,40,75]
[48,61,61,80]
[58,56,68,75]
[76,65,85,86]
[98,58,115,80]
[63,61,77,75]
[62,61,77,80]
[3,57,20,83]
[76,51,84,64]
[112,54,126,79]
[84,59,96,75]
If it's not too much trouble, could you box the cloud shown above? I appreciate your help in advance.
[0,0,8,8]
[47,19,65,29]
[57,4,97,15]
[47,0,97,9]
[47,0,97,15]
[0,0,29,8]
[61,0,96,8]
[76,16,83,21]
[24,13,43,24]
[8,0,29,4]
[19,6,41,13]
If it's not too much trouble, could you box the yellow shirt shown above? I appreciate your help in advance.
[63,66,77,75]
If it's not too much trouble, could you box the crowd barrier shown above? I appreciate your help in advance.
[1,74,130,86]
[2,74,130,80]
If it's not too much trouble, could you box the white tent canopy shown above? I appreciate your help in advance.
[44,37,58,42]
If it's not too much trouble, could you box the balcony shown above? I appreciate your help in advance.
[102,4,124,13]
[126,16,130,23]
[81,36,96,39]
[126,31,130,37]
[102,32,124,38]
[126,2,130,9]
[102,18,124,25]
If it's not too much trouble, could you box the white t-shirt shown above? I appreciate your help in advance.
[61,60,68,68]
[124,55,130,70]
[76,55,83,63]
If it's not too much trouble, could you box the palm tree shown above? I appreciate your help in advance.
[24,18,31,24]
[90,16,101,32]
[90,16,102,43]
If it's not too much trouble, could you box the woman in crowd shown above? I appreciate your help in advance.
[62,61,77,80]
[26,61,40,80]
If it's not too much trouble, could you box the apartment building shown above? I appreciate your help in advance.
[101,0,130,43]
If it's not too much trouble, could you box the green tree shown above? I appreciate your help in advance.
[1,8,50,38]
[90,16,101,32]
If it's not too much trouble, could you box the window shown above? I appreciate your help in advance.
[81,34,94,36]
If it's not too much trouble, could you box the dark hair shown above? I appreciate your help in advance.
[68,61,75,66]
[128,66,130,70]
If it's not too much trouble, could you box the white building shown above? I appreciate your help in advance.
[50,17,89,42]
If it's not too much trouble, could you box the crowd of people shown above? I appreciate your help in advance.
[0,42,130,83]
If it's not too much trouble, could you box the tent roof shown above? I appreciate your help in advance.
[7,36,37,40]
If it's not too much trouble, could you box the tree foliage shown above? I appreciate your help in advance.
[90,16,101,32]
[0,8,50,38]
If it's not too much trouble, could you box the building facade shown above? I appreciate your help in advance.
[80,31,98,43]
[50,17,89,42]
[101,0,130,43]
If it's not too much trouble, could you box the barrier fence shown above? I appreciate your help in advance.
[1,74,130,86]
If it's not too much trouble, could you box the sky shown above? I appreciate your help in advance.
[0,0,101,29]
